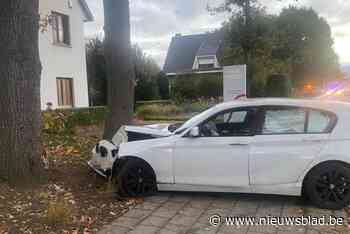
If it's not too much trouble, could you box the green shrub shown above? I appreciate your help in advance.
[171,75,198,102]
[181,100,215,113]
[42,107,107,134]
[265,74,292,97]
[198,76,223,98]
[135,78,160,101]
[136,104,183,119]
[171,73,223,101]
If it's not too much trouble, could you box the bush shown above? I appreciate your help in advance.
[136,104,183,119]
[157,72,170,100]
[265,74,292,97]
[42,107,107,134]
[171,73,223,101]
[171,75,198,102]
[181,99,217,113]
[198,76,223,98]
[135,78,160,101]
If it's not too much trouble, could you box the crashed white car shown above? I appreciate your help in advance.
[89,98,350,210]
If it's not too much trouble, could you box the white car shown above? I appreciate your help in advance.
[89,98,350,210]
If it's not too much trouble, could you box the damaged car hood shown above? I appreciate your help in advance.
[111,124,173,145]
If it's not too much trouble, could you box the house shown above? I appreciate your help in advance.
[163,32,247,100]
[39,0,93,109]
[163,32,223,76]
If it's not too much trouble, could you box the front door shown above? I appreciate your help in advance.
[173,107,258,187]
[250,106,335,185]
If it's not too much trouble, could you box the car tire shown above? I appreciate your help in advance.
[116,159,157,197]
[304,161,350,210]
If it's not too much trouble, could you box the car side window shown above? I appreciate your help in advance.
[262,107,306,135]
[307,110,333,133]
[200,108,257,137]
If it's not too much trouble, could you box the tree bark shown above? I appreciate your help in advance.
[0,0,44,185]
[103,0,135,140]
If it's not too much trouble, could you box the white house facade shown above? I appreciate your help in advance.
[39,0,93,109]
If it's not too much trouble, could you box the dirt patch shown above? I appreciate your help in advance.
[0,124,142,234]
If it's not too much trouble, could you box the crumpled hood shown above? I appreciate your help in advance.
[126,124,172,136]
[111,124,172,145]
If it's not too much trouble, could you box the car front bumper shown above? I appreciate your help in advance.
[87,160,112,178]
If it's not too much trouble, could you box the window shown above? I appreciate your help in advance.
[198,63,215,69]
[200,108,257,137]
[56,78,74,107]
[262,107,306,134]
[197,56,216,70]
[307,110,333,133]
[51,12,70,45]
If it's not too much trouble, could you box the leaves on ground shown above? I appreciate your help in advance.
[0,124,142,234]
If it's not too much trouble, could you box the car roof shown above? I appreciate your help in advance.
[216,98,350,113]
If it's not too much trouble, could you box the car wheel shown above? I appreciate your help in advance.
[116,159,157,197]
[304,162,350,210]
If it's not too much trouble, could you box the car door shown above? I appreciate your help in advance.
[250,106,336,185]
[173,107,258,187]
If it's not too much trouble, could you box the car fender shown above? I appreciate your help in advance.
[118,136,179,184]
[298,139,350,183]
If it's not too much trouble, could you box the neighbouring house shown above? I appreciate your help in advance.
[39,0,93,109]
[163,33,223,76]
[163,32,224,98]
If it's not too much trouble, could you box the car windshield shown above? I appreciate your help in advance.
[174,106,217,134]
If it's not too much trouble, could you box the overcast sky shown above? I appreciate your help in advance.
[84,0,350,67]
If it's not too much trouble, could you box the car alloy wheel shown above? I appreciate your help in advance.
[305,162,350,210]
[315,170,350,203]
[117,159,157,197]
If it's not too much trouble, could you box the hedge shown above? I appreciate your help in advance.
[42,107,107,134]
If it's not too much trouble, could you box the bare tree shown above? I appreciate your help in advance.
[0,0,44,185]
[103,0,135,140]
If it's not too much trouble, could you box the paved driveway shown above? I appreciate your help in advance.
[98,192,349,234]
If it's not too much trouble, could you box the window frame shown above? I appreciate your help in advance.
[189,106,260,138]
[51,11,71,46]
[255,105,338,136]
[56,77,75,108]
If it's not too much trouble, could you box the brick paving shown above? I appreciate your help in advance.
[98,192,349,234]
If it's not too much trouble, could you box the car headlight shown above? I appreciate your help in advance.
[111,148,119,158]
[100,146,108,158]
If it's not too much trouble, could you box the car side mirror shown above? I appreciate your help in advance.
[187,127,200,138]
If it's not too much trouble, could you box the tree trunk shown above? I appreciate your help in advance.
[103,0,135,140]
[0,0,43,185]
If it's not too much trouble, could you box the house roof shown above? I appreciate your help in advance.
[79,0,94,22]
[163,32,222,74]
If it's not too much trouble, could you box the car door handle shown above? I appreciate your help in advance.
[229,143,249,146]
[302,138,323,143]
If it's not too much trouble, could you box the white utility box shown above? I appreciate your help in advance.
[223,65,247,102]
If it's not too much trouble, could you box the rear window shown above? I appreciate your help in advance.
[259,106,337,135]
[262,108,306,134]
[307,110,335,133]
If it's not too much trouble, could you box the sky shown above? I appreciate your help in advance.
[84,0,350,68]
